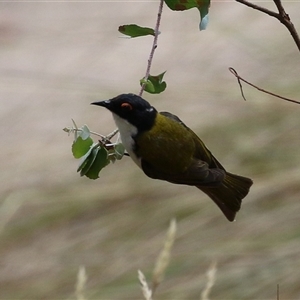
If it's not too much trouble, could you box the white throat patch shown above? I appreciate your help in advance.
[112,113,142,168]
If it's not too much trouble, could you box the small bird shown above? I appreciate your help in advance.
[92,93,253,221]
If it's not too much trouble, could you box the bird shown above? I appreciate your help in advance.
[91,93,253,221]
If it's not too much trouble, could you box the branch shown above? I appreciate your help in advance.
[229,67,300,105]
[235,0,300,52]
[273,0,285,16]
[273,0,300,52]
[235,0,278,18]
[139,0,164,96]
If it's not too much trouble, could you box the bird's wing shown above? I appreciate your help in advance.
[160,111,226,170]
[141,158,225,187]
[160,111,189,128]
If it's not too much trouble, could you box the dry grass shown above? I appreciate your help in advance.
[200,261,217,300]
[138,270,153,300]
[152,218,177,294]
[72,220,217,300]
[75,266,87,300]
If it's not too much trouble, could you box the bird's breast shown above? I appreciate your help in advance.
[112,113,142,168]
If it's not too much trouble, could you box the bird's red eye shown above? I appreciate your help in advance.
[121,102,133,110]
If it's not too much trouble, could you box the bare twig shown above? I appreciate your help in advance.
[139,0,164,96]
[235,0,300,51]
[229,68,247,101]
[235,0,278,18]
[229,67,300,105]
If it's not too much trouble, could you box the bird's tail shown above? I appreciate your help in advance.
[197,172,253,222]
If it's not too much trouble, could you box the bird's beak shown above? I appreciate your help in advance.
[91,100,111,109]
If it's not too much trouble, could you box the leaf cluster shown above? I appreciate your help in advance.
[64,122,125,179]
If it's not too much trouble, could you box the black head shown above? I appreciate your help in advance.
[91,93,157,132]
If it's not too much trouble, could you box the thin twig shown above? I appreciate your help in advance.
[230,68,247,101]
[229,67,300,105]
[235,0,278,18]
[139,0,164,96]
[106,128,119,140]
[235,0,300,51]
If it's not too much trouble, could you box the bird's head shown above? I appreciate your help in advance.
[91,93,157,132]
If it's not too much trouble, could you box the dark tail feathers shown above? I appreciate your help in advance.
[197,172,253,221]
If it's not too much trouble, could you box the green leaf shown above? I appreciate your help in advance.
[114,143,126,160]
[164,0,210,30]
[107,148,116,164]
[79,147,99,177]
[199,5,209,30]
[140,72,167,94]
[79,125,91,140]
[76,143,110,179]
[72,136,93,159]
[85,147,110,180]
[140,78,155,93]
[77,143,100,176]
[119,24,155,38]
[77,142,98,172]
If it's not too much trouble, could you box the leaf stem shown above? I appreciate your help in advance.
[63,127,119,142]
[139,0,164,96]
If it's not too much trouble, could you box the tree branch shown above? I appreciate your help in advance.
[235,0,300,52]
[273,0,285,16]
[139,0,164,96]
[229,67,300,105]
[273,0,300,52]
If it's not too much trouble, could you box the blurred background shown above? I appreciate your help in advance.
[1,1,300,299]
